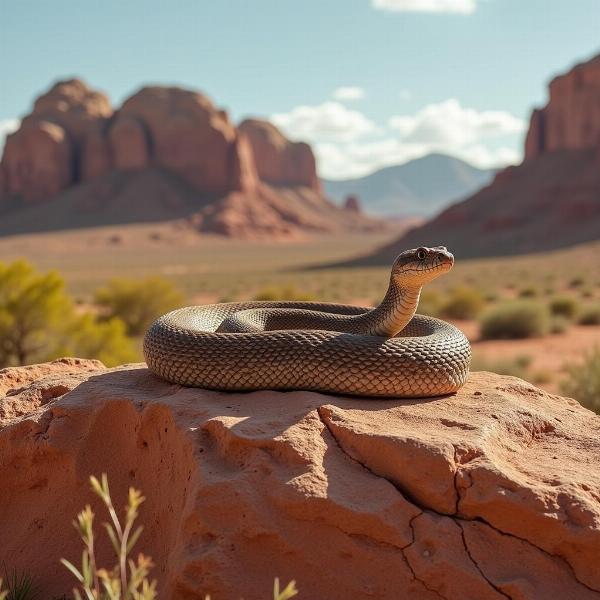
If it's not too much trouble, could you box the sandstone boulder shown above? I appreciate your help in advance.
[239,119,321,192]
[1,361,599,599]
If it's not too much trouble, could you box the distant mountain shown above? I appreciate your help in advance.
[322,154,494,217]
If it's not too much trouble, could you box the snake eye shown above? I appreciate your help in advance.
[417,248,426,260]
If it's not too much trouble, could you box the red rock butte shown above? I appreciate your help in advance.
[0,79,383,238]
[358,52,600,262]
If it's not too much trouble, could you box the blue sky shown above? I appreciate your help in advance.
[1,0,598,178]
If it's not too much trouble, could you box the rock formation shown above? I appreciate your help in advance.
[525,54,600,160]
[0,79,382,237]
[359,53,600,262]
[239,119,320,192]
[1,359,599,599]
[343,194,362,213]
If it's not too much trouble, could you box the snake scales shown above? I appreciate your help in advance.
[144,246,471,397]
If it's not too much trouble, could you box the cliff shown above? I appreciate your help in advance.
[1,359,599,599]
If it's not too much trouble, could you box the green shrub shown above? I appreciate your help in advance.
[253,285,315,302]
[418,290,441,317]
[549,316,569,334]
[0,568,36,600]
[518,287,538,298]
[568,275,586,288]
[0,260,136,367]
[479,301,549,339]
[549,296,578,319]
[560,347,600,413]
[439,287,485,320]
[578,307,600,325]
[95,277,184,336]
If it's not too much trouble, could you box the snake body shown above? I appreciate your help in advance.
[144,246,471,398]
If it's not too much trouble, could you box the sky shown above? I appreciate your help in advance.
[0,0,598,180]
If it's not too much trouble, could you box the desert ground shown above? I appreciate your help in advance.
[1,226,598,395]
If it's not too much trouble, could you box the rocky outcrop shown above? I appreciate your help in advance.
[525,54,600,161]
[359,54,600,262]
[343,194,362,213]
[239,119,321,192]
[0,79,378,237]
[1,360,599,599]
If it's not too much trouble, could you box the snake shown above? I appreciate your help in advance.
[144,246,471,397]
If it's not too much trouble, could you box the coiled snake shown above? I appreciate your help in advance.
[144,246,471,397]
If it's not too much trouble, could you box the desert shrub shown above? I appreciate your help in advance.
[549,316,569,334]
[549,296,578,319]
[518,286,538,298]
[439,287,485,320]
[578,307,600,325]
[471,354,532,379]
[580,288,594,298]
[568,275,586,288]
[417,290,441,316]
[95,277,184,336]
[0,260,135,367]
[479,300,549,339]
[253,285,316,302]
[560,347,600,413]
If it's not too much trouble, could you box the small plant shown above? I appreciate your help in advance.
[549,296,578,319]
[0,568,36,600]
[560,347,600,414]
[518,286,538,298]
[578,307,600,326]
[61,474,157,600]
[273,579,298,600]
[479,301,549,339]
[439,286,485,320]
[568,275,586,288]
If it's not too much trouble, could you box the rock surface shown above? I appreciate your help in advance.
[360,53,600,261]
[1,360,599,599]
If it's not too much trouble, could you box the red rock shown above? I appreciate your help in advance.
[108,116,150,170]
[525,53,600,160]
[1,363,599,599]
[344,194,362,213]
[81,130,112,180]
[119,87,256,194]
[1,121,73,201]
[239,119,321,192]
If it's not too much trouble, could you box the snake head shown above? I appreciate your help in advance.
[392,246,454,286]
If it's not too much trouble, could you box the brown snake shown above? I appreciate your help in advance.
[144,246,471,397]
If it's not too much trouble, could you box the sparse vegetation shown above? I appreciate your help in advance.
[479,301,550,339]
[549,296,578,319]
[253,285,316,302]
[439,286,485,320]
[0,568,36,600]
[578,306,600,325]
[95,277,184,336]
[560,347,600,413]
[549,316,569,334]
[0,260,135,368]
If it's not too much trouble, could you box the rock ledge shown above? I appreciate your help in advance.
[1,360,599,600]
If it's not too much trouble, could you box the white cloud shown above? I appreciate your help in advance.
[271,98,524,180]
[388,99,525,145]
[271,102,378,143]
[372,0,477,14]
[0,119,20,153]
[332,86,365,101]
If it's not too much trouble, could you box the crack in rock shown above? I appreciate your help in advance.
[317,405,600,596]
